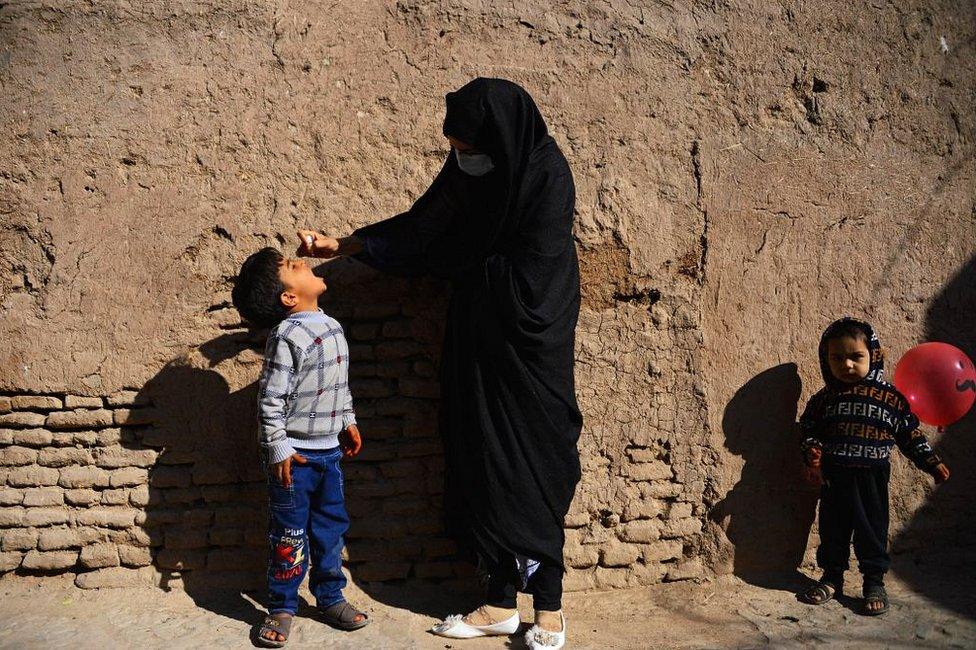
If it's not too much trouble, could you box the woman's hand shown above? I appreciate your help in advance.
[297,230,364,259]
[297,230,341,259]
[933,463,950,484]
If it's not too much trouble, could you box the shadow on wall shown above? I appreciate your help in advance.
[127,256,470,628]
[892,255,976,620]
[710,363,820,591]
[132,349,268,626]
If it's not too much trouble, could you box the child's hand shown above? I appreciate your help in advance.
[340,424,363,458]
[803,465,822,486]
[933,463,950,484]
[804,447,822,468]
[297,230,341,259]
[271,452,307,488]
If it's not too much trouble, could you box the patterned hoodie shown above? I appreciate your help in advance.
[799,317,942,472]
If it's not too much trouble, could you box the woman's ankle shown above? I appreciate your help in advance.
[534,609,563,632]
[464,604,517,625]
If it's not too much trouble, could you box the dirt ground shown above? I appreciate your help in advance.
[1,566,973,650]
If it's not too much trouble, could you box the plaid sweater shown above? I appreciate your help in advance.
[258,309,356,464]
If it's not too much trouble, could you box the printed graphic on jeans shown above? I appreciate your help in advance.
[272,534,306,581]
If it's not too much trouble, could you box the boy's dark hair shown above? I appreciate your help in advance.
[231,247,289,328]
[823,320,870,345]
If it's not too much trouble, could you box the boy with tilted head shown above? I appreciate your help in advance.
[232,247,369,646]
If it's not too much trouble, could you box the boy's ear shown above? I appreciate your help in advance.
[280,290,298,309]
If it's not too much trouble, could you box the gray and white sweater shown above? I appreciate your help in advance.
[257,309,356,464]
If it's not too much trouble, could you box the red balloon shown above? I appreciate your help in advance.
[893,342,976,427]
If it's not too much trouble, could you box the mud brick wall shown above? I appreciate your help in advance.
[2,0,974,601]
[0,273,474,589]
[563,294,712,589]
[0,284,709,590]
[0,393,159,587]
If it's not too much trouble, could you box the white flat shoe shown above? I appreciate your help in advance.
[525,612,566,649]
[430,612,521,639]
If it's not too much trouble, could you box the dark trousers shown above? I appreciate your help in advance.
[485,554,563,611]
[266,447,348,614]
[817,464,890,588]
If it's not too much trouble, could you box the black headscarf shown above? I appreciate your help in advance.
[353,78,582,569]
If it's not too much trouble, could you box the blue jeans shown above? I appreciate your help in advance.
[266,447,348,614]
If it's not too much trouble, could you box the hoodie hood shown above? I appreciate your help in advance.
[818,317,885,389]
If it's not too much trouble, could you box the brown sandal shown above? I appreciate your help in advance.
[863,585,889,616]
[256,613,293,647]
[798,581,839,605]
[320,600,370,630]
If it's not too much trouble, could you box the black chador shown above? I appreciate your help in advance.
[353,78,583,570]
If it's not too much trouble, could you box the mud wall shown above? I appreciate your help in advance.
[0,1,973,595]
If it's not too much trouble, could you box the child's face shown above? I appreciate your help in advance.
[826,336,871,383]
[278,257,326,308]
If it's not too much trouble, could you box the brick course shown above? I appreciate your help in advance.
[0,301,706,590]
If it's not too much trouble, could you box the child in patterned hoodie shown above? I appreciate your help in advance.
[798,317,950,615]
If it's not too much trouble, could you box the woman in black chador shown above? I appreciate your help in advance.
[299,78,581,650]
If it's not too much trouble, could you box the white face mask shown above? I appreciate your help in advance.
[455,149,495,176]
